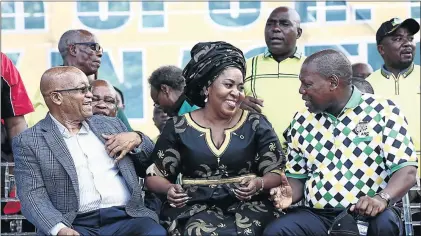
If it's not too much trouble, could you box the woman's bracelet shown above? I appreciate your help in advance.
[256,177,264,194]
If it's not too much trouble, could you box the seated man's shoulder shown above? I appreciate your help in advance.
[360,93,397,109]
[18,121,43,138]
[88,115,128,133]
[12,122,43,148]
[89,114,120,123]
[292,108,313,123]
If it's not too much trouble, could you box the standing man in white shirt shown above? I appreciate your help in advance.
[13,66,166,235]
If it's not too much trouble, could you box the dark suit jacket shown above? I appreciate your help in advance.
[12,114,158,235]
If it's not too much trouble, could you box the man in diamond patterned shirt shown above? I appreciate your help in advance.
[264,49,418,236]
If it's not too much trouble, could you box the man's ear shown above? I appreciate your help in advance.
[329,74,339,91]
[297,27,302,39]
[160,84,170,95]
[68,44,77,56]
[50,92,63,105]
[377,44,385,56]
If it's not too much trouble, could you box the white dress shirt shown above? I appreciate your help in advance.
[49,115,131,234]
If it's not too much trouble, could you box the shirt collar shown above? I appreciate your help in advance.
[321,86,362,118]
[344,86,362,109]
[49,114,90,138]
[380,63,415,79]
[264,47,303,59]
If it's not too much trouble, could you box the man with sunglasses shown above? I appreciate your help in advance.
[26,29,134,132]
[13,66,166,236]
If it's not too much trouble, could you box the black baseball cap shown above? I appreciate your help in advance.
[376,18,420,45]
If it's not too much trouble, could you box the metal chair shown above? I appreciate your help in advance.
[1,162,36,236]
[402,152,421,236]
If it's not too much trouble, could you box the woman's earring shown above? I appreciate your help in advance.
[204,91,209,103]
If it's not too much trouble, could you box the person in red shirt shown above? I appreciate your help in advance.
[1,52,34,141]
[1,52,34,219]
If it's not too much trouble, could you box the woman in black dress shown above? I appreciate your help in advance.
[145,41,290,236]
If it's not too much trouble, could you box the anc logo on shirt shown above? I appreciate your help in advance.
[354,121,370,137]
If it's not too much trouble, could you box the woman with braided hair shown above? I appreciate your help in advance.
[145,41,291,235]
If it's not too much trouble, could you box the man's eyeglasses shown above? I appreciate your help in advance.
[53,85,93,94]
[74,42,103,52]
[153,89,162,108]
[92,97,116,106]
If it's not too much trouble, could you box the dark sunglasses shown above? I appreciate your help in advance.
[74,42,103,52]
[53,85,93,94]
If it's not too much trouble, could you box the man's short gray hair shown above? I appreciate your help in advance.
[57,29,83,59]
[303,49,353,84]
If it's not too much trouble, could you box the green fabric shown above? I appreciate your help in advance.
[116,108,133,131]
[178,100,200,116]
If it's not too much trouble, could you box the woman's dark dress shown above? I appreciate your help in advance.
[150,110,286,236]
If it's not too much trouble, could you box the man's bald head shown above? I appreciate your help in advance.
[352,63,373,79]
[91,80,117,99]
[40,66,87,96]
[270,7,301,26]
[91,79,113,88]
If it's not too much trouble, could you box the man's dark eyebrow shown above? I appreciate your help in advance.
[268,18,292,22]
[392,32,404,37]
[392,30,414,37]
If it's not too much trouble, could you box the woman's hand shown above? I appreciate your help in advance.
[167,184,190,208]
[234,177,261,201]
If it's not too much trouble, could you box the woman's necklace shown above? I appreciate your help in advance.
[202,110,236,129]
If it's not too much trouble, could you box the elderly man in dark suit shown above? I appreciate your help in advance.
[12,66,166,236]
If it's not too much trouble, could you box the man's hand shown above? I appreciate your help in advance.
[350,195,387,217]
[102,132,142,162]
[240,96,264,113]
[58,227,80,236]
[270,173,292,209]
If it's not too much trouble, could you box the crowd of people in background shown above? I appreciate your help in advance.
[1,5,420,236]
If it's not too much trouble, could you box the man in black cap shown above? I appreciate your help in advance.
[367,17,420,177]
